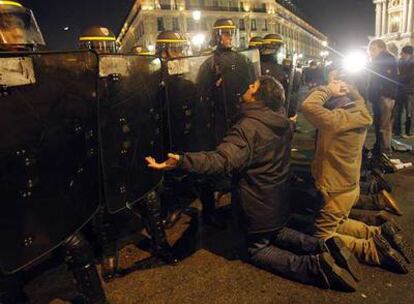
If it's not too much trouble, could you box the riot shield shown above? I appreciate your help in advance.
[0,51,100,274]
[196,49,260,145]
[98,55,163,213]
[162,55,216,153]
[240,49,261,81]
[164,49,260,153]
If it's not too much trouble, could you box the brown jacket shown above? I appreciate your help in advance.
[301,87,373,194]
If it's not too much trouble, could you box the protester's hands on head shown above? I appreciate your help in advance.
[328,80,349,97]
[289,114,298,123]
[145,153,180,171]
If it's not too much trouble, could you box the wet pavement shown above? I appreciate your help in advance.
[26,113,414,304]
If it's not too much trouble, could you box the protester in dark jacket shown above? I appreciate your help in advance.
[368,39,398,155]
[146,76,360,291]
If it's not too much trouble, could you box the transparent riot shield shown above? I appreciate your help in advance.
[195,49,260,145]
[98,55,163,213]
[240,49,261,80]
[162,55,216,153]
[163,49,260,153]
[0,51,100,274]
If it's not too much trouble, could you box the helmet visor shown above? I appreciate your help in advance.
[79,40,117,53]
[0,5,45,47]
[156,42,188,58]
[215,28,238,49]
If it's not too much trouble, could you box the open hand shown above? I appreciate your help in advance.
[145,153,180,171]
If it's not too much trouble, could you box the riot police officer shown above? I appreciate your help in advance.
[248,36,264,51]
[79,26,118,53]
[260,33,287,91]
[77,27,176,281]
[194,19,256,228]
[156,30,188,59]
[198,18,256,143]
[0,3,107,304]
[155,30,197,228]
[0,0,45,52]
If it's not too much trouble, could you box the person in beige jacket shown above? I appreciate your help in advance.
[301,79,412,273]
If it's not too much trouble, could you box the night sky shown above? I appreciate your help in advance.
[18,0,375,52]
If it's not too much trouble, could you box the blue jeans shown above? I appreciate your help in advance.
[247,227,324,286]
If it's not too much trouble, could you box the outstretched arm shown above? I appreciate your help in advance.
[146,125,252,175]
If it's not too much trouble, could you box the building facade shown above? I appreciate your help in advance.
[117,0,327,60]
[374,0,414,53]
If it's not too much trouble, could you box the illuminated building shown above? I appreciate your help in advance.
[117,0,327,60]
[373,0,414,54]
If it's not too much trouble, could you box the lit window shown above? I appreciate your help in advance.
[251,19,257,31]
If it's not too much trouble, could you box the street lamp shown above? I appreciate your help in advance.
[192,33,205,54]
[192,10,201,21]
[322,40,328,47]
[343,51,368,73]
[192,33,205,46]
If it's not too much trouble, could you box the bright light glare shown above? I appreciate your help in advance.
[343,51,368,73]
[147,44,155,52]
[192,10,201,21]
[320,50,329,57]
[322,40,328,47]
[64,26,69,31]
[192,33,205,46]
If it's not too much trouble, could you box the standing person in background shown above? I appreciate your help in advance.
[368,39,398,156]
[395,46,414,138]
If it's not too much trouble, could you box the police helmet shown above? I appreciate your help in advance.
[0,1,45,51]
[79,26,117,53]
[249,36,264,50]
[261,33,284,55]
[155,30,188,58]
[283,58,293,68]
[211,18,238,49]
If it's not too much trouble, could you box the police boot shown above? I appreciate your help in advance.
[373,234,409,274]
[318,252,358,292]
[143,192,177,264]
[62,234,108,304]
[94,210,119,282]
[381,221,414,263]
[324,237,361,281]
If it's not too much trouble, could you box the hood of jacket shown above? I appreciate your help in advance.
[241,101,291,134]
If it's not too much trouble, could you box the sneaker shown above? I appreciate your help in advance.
[373,234,409,274]
[381,221,414,263]
[378,190,403,216]
[319,252,358,292]
[325,237,362,281]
